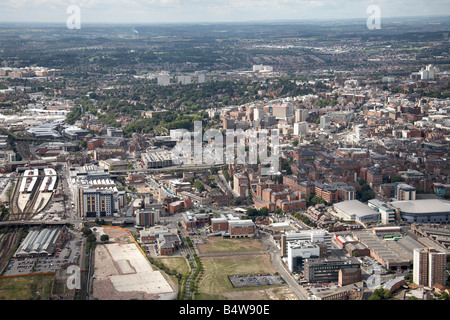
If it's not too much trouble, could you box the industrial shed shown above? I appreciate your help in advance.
[14,228,62,258]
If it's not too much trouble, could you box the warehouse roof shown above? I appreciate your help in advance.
[15,228,60,257]
[334,200,379,218]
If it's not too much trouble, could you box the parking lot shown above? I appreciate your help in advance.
[4,231,83,276]
[302,282,341,297]
[229,273,285,288]
[359,256,388,275]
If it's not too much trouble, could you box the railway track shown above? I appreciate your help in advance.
[8,171,43,221]
[22,172,43,216]
[9,174,22,220]
[0,230,20,272]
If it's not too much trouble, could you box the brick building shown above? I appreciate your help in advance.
[233,172,249,197]
[338,267,362,287]
[315,184,338,203]
[211,216,229,232]
[228,220,255,238]
[366,167,383,186]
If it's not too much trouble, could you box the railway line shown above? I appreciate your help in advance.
[22,171,43,215]
[0,230,21,273]
[8,169,56,221]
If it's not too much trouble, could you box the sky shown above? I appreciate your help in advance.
[0,0,449,24]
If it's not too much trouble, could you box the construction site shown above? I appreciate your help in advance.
[91,227,177,300]
[9,167,58,221]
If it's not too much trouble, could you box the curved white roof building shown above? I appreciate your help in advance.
[390,199,450,223]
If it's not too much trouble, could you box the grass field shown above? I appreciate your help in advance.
[0,275,53,300]
[158,257,190,276]
[196,254,280,300]
[196,237,268,254]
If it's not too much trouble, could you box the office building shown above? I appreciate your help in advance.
[157,74,171,86]
[294,122,308,136]
[77,187,115,218]
[295,109,309,123]
[141,149,174,169]
[70,165,125,218]
[272,104,293,120]
[252,64,273,73]
[228,219,255,238]
[254,108,264,121]
[283,229,332,257]
[419,64,437,80]
[287,241,320,272]
[338,267,362,287]
[177,75,192,85]
[368,199,396,224]
[197,73,206,83]
[139,226,181,256]
[395,183,416,201]
[135,208,160,227]
[303,257,360,283]
[320,115,330,129]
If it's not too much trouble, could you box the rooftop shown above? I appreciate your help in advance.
[334,200,379,218]
[390,199,450,214]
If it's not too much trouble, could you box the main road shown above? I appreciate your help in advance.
[259,232,309,300]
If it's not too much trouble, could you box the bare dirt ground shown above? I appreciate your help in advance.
[91,227,176,300]
[95,227,130,244]
[92,244,160,300]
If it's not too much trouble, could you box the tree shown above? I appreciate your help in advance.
[100,234,109,243]
[246,208,259,217]
[356,182,376,202]
[193,181,205,192]
[369,288,392,300]
[310,195,326,206]
[259,207,269,216]
[391,176,403,183]
[86,233,97,242]
[86,234,97,243]
[368,293,381,300]
[274,208,284,215]
[81,227,92,236]
[404,273,413,283]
